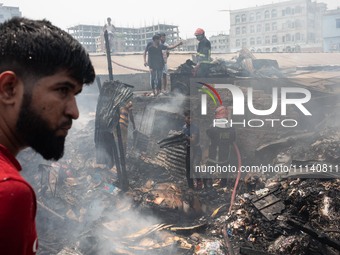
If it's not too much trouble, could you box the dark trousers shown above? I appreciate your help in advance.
[150,69,163,90]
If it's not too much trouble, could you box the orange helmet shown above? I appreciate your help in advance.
[194,28,205,36]
[215,106,229,119]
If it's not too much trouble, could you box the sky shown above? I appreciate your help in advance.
[2,0,339,38]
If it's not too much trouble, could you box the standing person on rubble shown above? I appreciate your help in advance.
[182,110,202,189]
[143,34,164,96]
[103,17,116,52]
[205,106,236,188]
[158,32,183,93]
[193,28,212,77]
[143,34,182,96]
[0,17,95,254]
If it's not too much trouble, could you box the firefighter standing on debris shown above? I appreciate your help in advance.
[205,106,236,187]
[182,110,202,189]
[193,28,212,77]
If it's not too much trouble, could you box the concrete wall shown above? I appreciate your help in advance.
[97,73,150,91]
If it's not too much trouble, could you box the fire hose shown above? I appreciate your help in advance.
[228,142,242,213]
[111,59,149,73]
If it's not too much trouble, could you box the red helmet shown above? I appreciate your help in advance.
[215,106,229,119]
[194,28,205,36]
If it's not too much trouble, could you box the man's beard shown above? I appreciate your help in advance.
[16,93,68,161]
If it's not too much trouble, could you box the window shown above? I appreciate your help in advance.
[265,10,270,19]
[250,13,255,22]
[272,22,277,31]
[282,10,285,16]
[236,27,240,35]
[271,9,277,18]
[272,47,278,52]
[265,23,270,32]
[308,32,315,41]
[295,32,301,41]
[242,38,247,47]
[286,34,291,42]
[250,25,255,33]
[295,19,302,28]
[336,19,340,28]
[272,35,277,43]
[282,36,285,42]
[265,36,270,44]
[241,14,247,22]
[236,39,241,47]
[242,26,246,34]
[256,24,262,33]
[295,6,302,13]
[256,12,261,20]
[235,15,240,23]
[256,37,262,45]
[250,37,255,45]
[286,7,291,15]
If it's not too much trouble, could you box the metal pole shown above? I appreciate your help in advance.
[104,30,113,81]
[116,107,129,191]
[111,132,123,189]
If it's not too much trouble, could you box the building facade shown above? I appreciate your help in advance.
[68,23,180,53]
[0,3,21,23]
[209,34,230,53]
[323,8,340,52]
[181,38,198,52]
[229,0,327,53]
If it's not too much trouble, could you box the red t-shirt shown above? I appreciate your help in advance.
[0,144,38,254]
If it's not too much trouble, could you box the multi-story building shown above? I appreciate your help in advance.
[229,0,327,53]
[209,34,230,53]
[68,24,101,53]
[323,8,340,52]
[181,38,198,52]
[68,23,180,53]
[0,3,21,23]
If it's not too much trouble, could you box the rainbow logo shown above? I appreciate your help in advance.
[198,82,223,115]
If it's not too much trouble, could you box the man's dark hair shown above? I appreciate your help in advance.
[152,34,160,41]
[0,17,95,85]
[159,32,166,37]
[184,110,190,117]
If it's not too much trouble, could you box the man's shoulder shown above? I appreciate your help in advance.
[0,177,33,194]
[203,37,211,45]
[145,41,153,50]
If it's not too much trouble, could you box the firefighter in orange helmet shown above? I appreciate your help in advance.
[194,28,211,63]
[193,28,212,77]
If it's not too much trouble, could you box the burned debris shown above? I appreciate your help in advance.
[18,51,340,255]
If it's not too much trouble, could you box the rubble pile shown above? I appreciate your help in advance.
[310,127,340,163]
[224,177,340,255]
[173,48,284,79]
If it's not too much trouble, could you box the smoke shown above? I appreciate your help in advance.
[72,86,99,130]
[137,92,187,137]
[153,92,187,113]
[74,195,178,255]
[17,86,183,254]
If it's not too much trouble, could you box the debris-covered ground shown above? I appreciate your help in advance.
[18,52,340,255]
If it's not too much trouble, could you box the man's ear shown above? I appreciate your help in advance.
[0,71,21,104]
